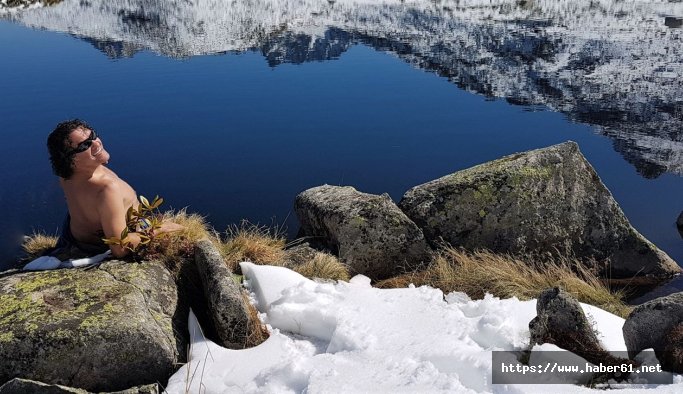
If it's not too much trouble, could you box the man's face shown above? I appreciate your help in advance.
[68,127,110,168]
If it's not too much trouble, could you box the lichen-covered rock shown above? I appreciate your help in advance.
[0,261,183,392]
[0,378,158,394]
[399,141,680,280]
[529,287,626,368]
[623,292,683,361]
[295,185,431,280]
[194,239,249,349]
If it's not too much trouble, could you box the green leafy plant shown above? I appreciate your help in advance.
[102,195,166,254]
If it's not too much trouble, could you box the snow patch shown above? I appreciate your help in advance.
[166,264,680,393]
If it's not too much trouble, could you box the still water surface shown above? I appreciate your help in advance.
[1,0,682,297]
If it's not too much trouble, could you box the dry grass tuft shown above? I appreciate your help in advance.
[242,291,270,347]
[293,252,351,282]
[146,209,218,275]
[376,247,631,318]
[374,271,430,290]
[22,233,59,259]
[162,209,216,244]
[218,221,287,273]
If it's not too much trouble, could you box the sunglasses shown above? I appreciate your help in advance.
[66,129,98,155]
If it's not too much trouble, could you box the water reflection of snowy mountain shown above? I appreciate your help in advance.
[5,0,683,177]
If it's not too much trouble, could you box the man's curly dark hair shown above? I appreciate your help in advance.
[47,119,94,179]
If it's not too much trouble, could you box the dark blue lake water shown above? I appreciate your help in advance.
[1,1,682,298]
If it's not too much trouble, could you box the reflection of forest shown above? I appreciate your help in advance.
[4,0,683,177]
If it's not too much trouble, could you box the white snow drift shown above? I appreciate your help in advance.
[164,262,683,393]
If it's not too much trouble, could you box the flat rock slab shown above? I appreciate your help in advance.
[0,378,158,394]
[399,141,679,280]
[0,261,182,392]
[295,185,431,280]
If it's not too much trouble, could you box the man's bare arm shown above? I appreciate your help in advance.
[99,185,186,258]
[98,184,139,258]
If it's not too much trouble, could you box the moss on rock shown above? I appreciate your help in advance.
[399,141,680,281]
[0,260,184,392]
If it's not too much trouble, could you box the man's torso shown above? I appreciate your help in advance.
[61,166,137,244]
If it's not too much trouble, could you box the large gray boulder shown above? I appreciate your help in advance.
[295,185,431,280]
[623,292,683,360]
[194,239,250,349]
[399,141,680,280]
[0,261,183,392]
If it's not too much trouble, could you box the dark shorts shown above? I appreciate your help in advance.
[48,214,109,260]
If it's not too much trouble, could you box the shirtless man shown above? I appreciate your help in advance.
[47,119,181,258]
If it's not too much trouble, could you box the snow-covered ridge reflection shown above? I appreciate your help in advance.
[4,0,683,177]
[0,0,61,13]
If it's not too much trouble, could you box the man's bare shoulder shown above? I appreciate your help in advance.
[95,178,124,205]
[92,169,137,211]
[90,167,120,190]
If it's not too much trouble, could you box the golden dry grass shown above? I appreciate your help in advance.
[217,221,287,273]
[162,209,216,243]
[22,233,59,259]
[376,247,632,318]
[145,209,219,275]
[293,252,351,282]
[241,291,270,347]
